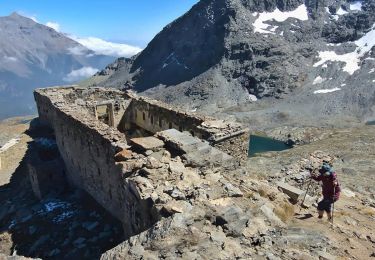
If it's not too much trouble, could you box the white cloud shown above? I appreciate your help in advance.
[67,46,88,56]
[63,67,99,82]
[70,36,142,57]
[3,56,18,62]
[252,4,309,34]
[46,22,60,32]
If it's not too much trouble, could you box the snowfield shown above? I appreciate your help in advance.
[252,4,308,34]
[314,23,375,75]
[314,88,341,94]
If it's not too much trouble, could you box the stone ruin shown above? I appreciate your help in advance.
[31,86,255,257]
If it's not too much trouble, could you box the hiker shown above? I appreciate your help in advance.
[311,163,340,221]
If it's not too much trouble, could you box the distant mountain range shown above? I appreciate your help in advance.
[88,0,375,127]
[0,13,124,120]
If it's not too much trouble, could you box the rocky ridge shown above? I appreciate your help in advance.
[88,0,375,126]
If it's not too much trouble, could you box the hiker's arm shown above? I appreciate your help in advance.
[310,174,321,181]
[332,172,338,186]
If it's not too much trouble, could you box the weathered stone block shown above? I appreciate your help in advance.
[277,182,304,203]
[130,137,165,151]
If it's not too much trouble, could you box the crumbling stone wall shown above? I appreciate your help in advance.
[34,88,157,238]
[212,131,250,162]
[33,86,249,238]
[120,94,210,139]
[121,93,250,159]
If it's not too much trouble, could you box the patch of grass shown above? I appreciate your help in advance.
[274,201,295,222]
[360,207,375,217]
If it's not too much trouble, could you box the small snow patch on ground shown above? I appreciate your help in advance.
[350,1,362,11]
[313,76,326,85]
[336,7,348,15]
[249,94,258,102]
[369,68,375,74]
[341,83,346,87]
[252,4,308,34]
[0,138,20,153]
[314,88,341,94]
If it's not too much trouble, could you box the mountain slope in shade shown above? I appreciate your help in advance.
[0,13,115,120]
[92,0,375,126]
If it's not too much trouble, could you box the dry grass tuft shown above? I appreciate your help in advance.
[274,201,295,222]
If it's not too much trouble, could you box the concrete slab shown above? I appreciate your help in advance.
[130,137,164,151]
[156,129,201,152]
[277,182,305,203]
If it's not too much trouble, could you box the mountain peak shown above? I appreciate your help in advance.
[8,12,37,23]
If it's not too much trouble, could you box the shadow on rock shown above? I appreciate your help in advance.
[0,118,125,259]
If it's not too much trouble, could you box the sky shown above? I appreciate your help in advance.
[0,0,199,50]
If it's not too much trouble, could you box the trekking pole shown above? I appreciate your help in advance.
[301,177,313,208]
[331,186,336,225]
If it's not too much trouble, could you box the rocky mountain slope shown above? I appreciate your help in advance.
[0,13,115,120]
[90,0,375,126]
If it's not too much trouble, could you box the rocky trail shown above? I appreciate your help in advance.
[0,118,374,259]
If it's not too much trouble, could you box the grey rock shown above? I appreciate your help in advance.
[73,237,86,245]
[215,205,249,237]
[28,226,37,235]
[82,221,99,231]
[224,183,243,197]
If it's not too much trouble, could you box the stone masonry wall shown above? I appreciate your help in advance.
[34,88,157,238]
[121,95,210,139]
[212,131,250,162]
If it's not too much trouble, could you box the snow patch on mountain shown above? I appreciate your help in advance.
[350,1,362,11]
[314,88,341,94]
[252,4,308,34]
[313,76,326,85]
[314,23,375,75]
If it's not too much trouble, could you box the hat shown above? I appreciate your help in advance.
[321,163,333,173]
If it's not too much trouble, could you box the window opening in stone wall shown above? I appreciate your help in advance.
[151,115,154,124]
[96,104,111,125]
[143,112,146,121]
[169,122,173,129]
[114,101,120,112]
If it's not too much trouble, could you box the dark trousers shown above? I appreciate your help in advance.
[317,198,334,212]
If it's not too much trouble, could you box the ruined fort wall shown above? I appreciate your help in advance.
[34,89,155,238]
[212,131,250,162]
[122,97,210,139]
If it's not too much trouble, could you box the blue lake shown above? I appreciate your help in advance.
[248,135,292,157]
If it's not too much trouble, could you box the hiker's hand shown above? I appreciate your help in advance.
[333,181,338,186]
